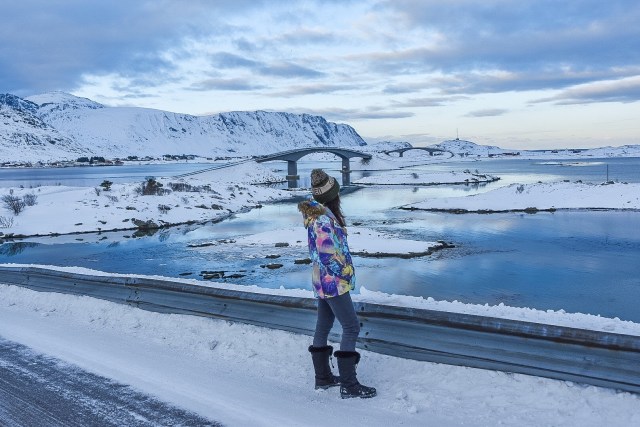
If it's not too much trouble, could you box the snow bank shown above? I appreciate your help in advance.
[405,182,640,211]
[204,226,442,257]
[0,283,638,426]
[0,161,289,236]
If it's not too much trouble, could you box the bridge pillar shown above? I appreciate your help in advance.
[287,160,299,188]
[399,151,404,157]
[341,158,351,186]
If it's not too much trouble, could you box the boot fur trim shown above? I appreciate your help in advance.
[334,350,361,365]
[308,345,334,355]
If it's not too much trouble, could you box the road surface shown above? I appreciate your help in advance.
[0,337,222,427]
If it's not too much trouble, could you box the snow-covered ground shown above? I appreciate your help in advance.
[404,182,640,212]
[1,283,638,427]
[204,226,445,258]
[0,161,291,236]
[428,139,640,159]
[2,156,637,238]
[353,170,499,185]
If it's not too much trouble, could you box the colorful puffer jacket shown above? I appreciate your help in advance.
[298,199,355,299]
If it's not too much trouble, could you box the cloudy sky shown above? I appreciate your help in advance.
[2,0,639,149]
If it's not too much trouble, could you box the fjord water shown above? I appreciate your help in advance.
[0,162,213,188]
[1,157,639,322]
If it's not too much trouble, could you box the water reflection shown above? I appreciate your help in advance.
[0,242,40,256]
[0,162,216,188]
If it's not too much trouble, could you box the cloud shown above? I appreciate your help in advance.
[210,52,327,79]
[272,28,339,46]
[386,68,640,96]
[233,37,260,53]
[257,62,325,79]
[211,53,261,69]
[286,107,414,121]
[270,83,366,97]
[533,75,640,104]
[210,53,324,80]
[190,78,266,91]
[352,45,640,94]
[430,72,556,95]
[0,1,263,95]
[383,82,431,94]
[2,0,640,133]
[355,1,640,94]
[365,132,443,146]
[465,108,509,117]
[392,95,469,108]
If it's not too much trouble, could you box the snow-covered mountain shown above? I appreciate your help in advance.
[0,94,91,162]
[0,92,367,162]
[429,139,512,157]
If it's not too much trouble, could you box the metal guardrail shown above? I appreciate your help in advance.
[1,266,639,394]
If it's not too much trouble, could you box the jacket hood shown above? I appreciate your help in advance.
[298,199,327,227]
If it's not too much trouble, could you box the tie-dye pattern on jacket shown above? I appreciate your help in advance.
[298,199,355,299]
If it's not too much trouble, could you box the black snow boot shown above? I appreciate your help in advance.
[334,351,377,399]
[308,345,340,390]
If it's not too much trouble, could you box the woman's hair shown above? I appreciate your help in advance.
[325,195,346,228]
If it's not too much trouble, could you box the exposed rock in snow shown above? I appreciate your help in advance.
[0,94,86,161]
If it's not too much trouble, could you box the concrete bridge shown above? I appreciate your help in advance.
[255,147,372,187]
[384,147,454,158]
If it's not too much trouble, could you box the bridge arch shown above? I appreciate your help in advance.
[384,147,453,158]
[255,147,372,187]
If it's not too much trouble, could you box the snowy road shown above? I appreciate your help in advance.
[0,337,222,427]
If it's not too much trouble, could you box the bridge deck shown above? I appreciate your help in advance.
[255,147,371,163]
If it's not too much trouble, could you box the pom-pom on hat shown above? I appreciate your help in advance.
[310,168,340,204]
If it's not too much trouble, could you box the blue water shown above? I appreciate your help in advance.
[0,162,215,188]
[1,157,639,322]
[417,157,640,186]
[4,157,636,189]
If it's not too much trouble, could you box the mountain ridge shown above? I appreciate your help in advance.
[0,92,366,162]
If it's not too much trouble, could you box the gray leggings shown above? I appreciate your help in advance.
[313,292,360,351]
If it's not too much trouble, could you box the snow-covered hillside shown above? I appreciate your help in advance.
[0,94,90,162]
[579,145,640,158]
[429,139,514,157]
[0,92,366,162]
[429,138,640,159]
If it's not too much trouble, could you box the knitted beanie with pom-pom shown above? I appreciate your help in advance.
[310,168,340,204]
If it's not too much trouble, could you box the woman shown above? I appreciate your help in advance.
[298,168,376,399]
